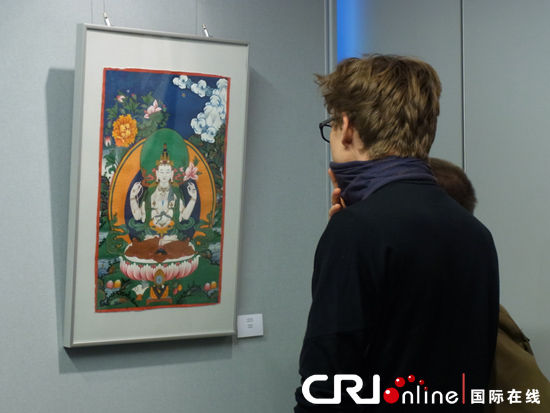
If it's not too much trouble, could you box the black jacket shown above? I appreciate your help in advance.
[296,180,499,412]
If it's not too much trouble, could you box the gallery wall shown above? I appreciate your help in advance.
[0,0,328,411]
[337,0,464,166]
[342,0,550,375]
[463,0,550,373]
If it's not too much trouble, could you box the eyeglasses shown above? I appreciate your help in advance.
[319,117,333,143]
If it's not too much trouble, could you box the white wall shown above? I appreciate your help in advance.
[339,0,550,376]
[463,0,550,372]
[338,0,464,165]
[0,0,328,411]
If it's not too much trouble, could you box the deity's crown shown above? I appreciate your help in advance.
[156,143,174,167]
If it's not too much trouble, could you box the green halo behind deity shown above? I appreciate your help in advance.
[140,128,189,184]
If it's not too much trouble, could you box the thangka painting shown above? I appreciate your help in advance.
[96,68,228,312]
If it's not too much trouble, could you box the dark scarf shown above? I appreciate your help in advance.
[329,156,436,206]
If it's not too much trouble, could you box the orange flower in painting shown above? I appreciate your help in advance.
[112,114,138,147]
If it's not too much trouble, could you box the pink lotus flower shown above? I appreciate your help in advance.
[144,100,162,119]
[120,255,199,281]
[116,94,125,103]
[184,162,199,181]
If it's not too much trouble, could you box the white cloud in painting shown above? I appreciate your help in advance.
[190,79,208,97]
[172,75,190,89]
[194,82,228,142]
[173,75,229,143]
[215,78,228,102]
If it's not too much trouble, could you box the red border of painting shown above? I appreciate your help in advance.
[94,67,231,313]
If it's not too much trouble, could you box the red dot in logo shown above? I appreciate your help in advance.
[419,379,425,386]
[407,375,415,383]
[383,387,400,404]
[424,386,428,391]
[395,377,405,387]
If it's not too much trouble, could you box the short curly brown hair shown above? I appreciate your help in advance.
[316,54,442,160]
[429,158,477,213]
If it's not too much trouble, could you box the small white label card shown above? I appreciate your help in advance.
[237,313,264,338]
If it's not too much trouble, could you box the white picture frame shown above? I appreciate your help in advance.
[64,24,249,347]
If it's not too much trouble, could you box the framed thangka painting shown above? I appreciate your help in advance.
[64,25,249,347]
[100,69,226,310]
